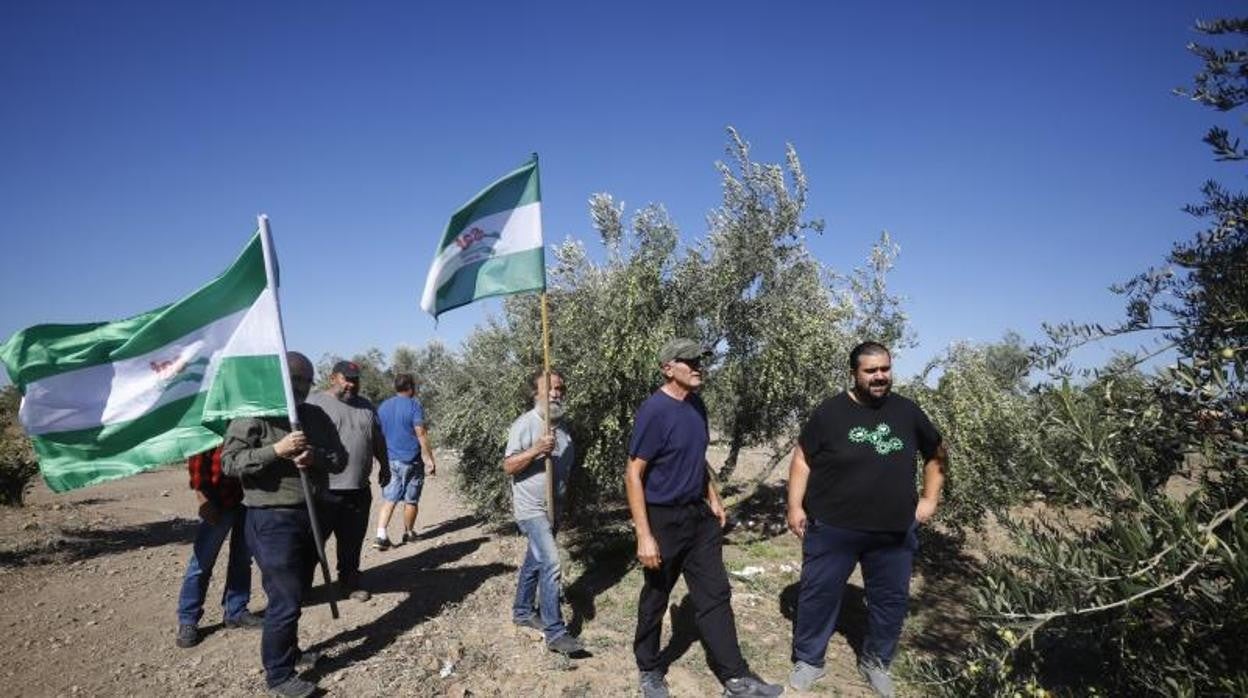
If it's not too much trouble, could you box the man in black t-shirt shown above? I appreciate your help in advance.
[785,342,947,697]
[625,338,783,698]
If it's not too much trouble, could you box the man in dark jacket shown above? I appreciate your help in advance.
[222,351,346,698]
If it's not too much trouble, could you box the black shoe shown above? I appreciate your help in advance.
[224,610,264,629]
[401,530,419,544]
[338,580,371,602]
[723,674,785,697]
[175,623,200,648]
[547,634,585,656]
[268,675,317,697]
[371,536,391,550]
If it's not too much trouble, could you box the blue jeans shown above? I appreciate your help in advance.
[512,515,567,642]
[791,519,918,668]
[176,505,252,625]
[246,506,318,688]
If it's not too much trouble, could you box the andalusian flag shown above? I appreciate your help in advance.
[0,225,288,492]
[420,155,545,318]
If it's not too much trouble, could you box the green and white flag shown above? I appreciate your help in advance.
[0,227,289,492]
[420,155,546,318]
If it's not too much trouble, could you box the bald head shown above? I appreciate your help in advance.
[287,351,314,403]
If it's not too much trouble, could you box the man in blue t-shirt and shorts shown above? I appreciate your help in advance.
[786,341,947,697]
[626,338,784,698]
[373,373,438,549]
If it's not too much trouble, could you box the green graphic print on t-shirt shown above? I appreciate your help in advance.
[848,423,903,455]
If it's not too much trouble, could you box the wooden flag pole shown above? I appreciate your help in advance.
[258,215,339,620]
[540,293,556,527]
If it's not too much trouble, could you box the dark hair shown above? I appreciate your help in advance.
[394,373,415,393]
[849,341,891,371]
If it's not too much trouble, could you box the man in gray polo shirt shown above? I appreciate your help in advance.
[307,360,389,602]
[503,369,583,656]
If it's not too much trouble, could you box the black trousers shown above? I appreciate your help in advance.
[322,489,371,583]
[634,500,748,682]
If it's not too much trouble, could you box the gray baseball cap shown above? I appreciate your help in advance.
[658,338,711,365]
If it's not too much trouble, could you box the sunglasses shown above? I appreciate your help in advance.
[674,357,704,369]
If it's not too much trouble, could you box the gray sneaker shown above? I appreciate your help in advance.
[789,660,826,691]
[513,616,544,632]
[547,633,585,656]
[858,658,895,698]
[723,673,785,696]
[268,675,317,698]
[639,669,670,698]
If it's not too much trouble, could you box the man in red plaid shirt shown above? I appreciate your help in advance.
[175,445,262,648]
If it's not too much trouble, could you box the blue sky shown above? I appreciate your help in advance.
[0,1,1234,384]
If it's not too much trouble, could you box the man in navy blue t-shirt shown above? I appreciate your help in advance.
[625,338,783,698]
[785,341,947,696]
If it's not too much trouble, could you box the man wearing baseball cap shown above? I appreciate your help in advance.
[626,338,784,698]
[306,360,390,602]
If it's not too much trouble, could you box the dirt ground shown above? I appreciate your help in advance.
[0,446,965,697]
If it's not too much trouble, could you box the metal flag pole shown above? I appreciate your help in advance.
[258,214,339,620]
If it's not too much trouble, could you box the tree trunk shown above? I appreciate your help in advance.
[718,428,744,482]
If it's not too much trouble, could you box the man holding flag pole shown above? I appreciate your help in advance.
[422,156,584,656]
[222,348,344,697]
[220,215,347,697]
[0,215,345,697]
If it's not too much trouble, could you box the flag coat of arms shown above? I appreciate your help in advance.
[0,229,288,492]
[421,155,546,318]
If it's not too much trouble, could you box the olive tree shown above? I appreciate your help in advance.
[698,129,912,480]
[0,384,37,504]
[440,130,913,520]
[916,18,1248,695]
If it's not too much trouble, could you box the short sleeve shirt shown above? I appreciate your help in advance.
[798,391,942,532]
[378,394,425,463]
[628,390,709,505]
[505,409,575,521]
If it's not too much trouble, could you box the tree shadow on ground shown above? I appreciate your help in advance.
[0,517,198,567]
[656,593,702,667]
[908,526,982,656]
[563,522,636,637]
[779,581,869,659]
[721,482,789,541]
[305,536,513,675]
[416,514,481,543]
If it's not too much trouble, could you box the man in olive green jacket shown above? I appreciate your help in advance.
[222,351,346,698]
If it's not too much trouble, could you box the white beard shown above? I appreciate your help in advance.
[537,401,566,422]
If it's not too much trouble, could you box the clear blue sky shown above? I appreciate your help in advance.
[0,1,1234,384]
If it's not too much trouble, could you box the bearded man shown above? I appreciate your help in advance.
[503,369,584,656]
[306,360,389,602]
[786,341,947,697]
